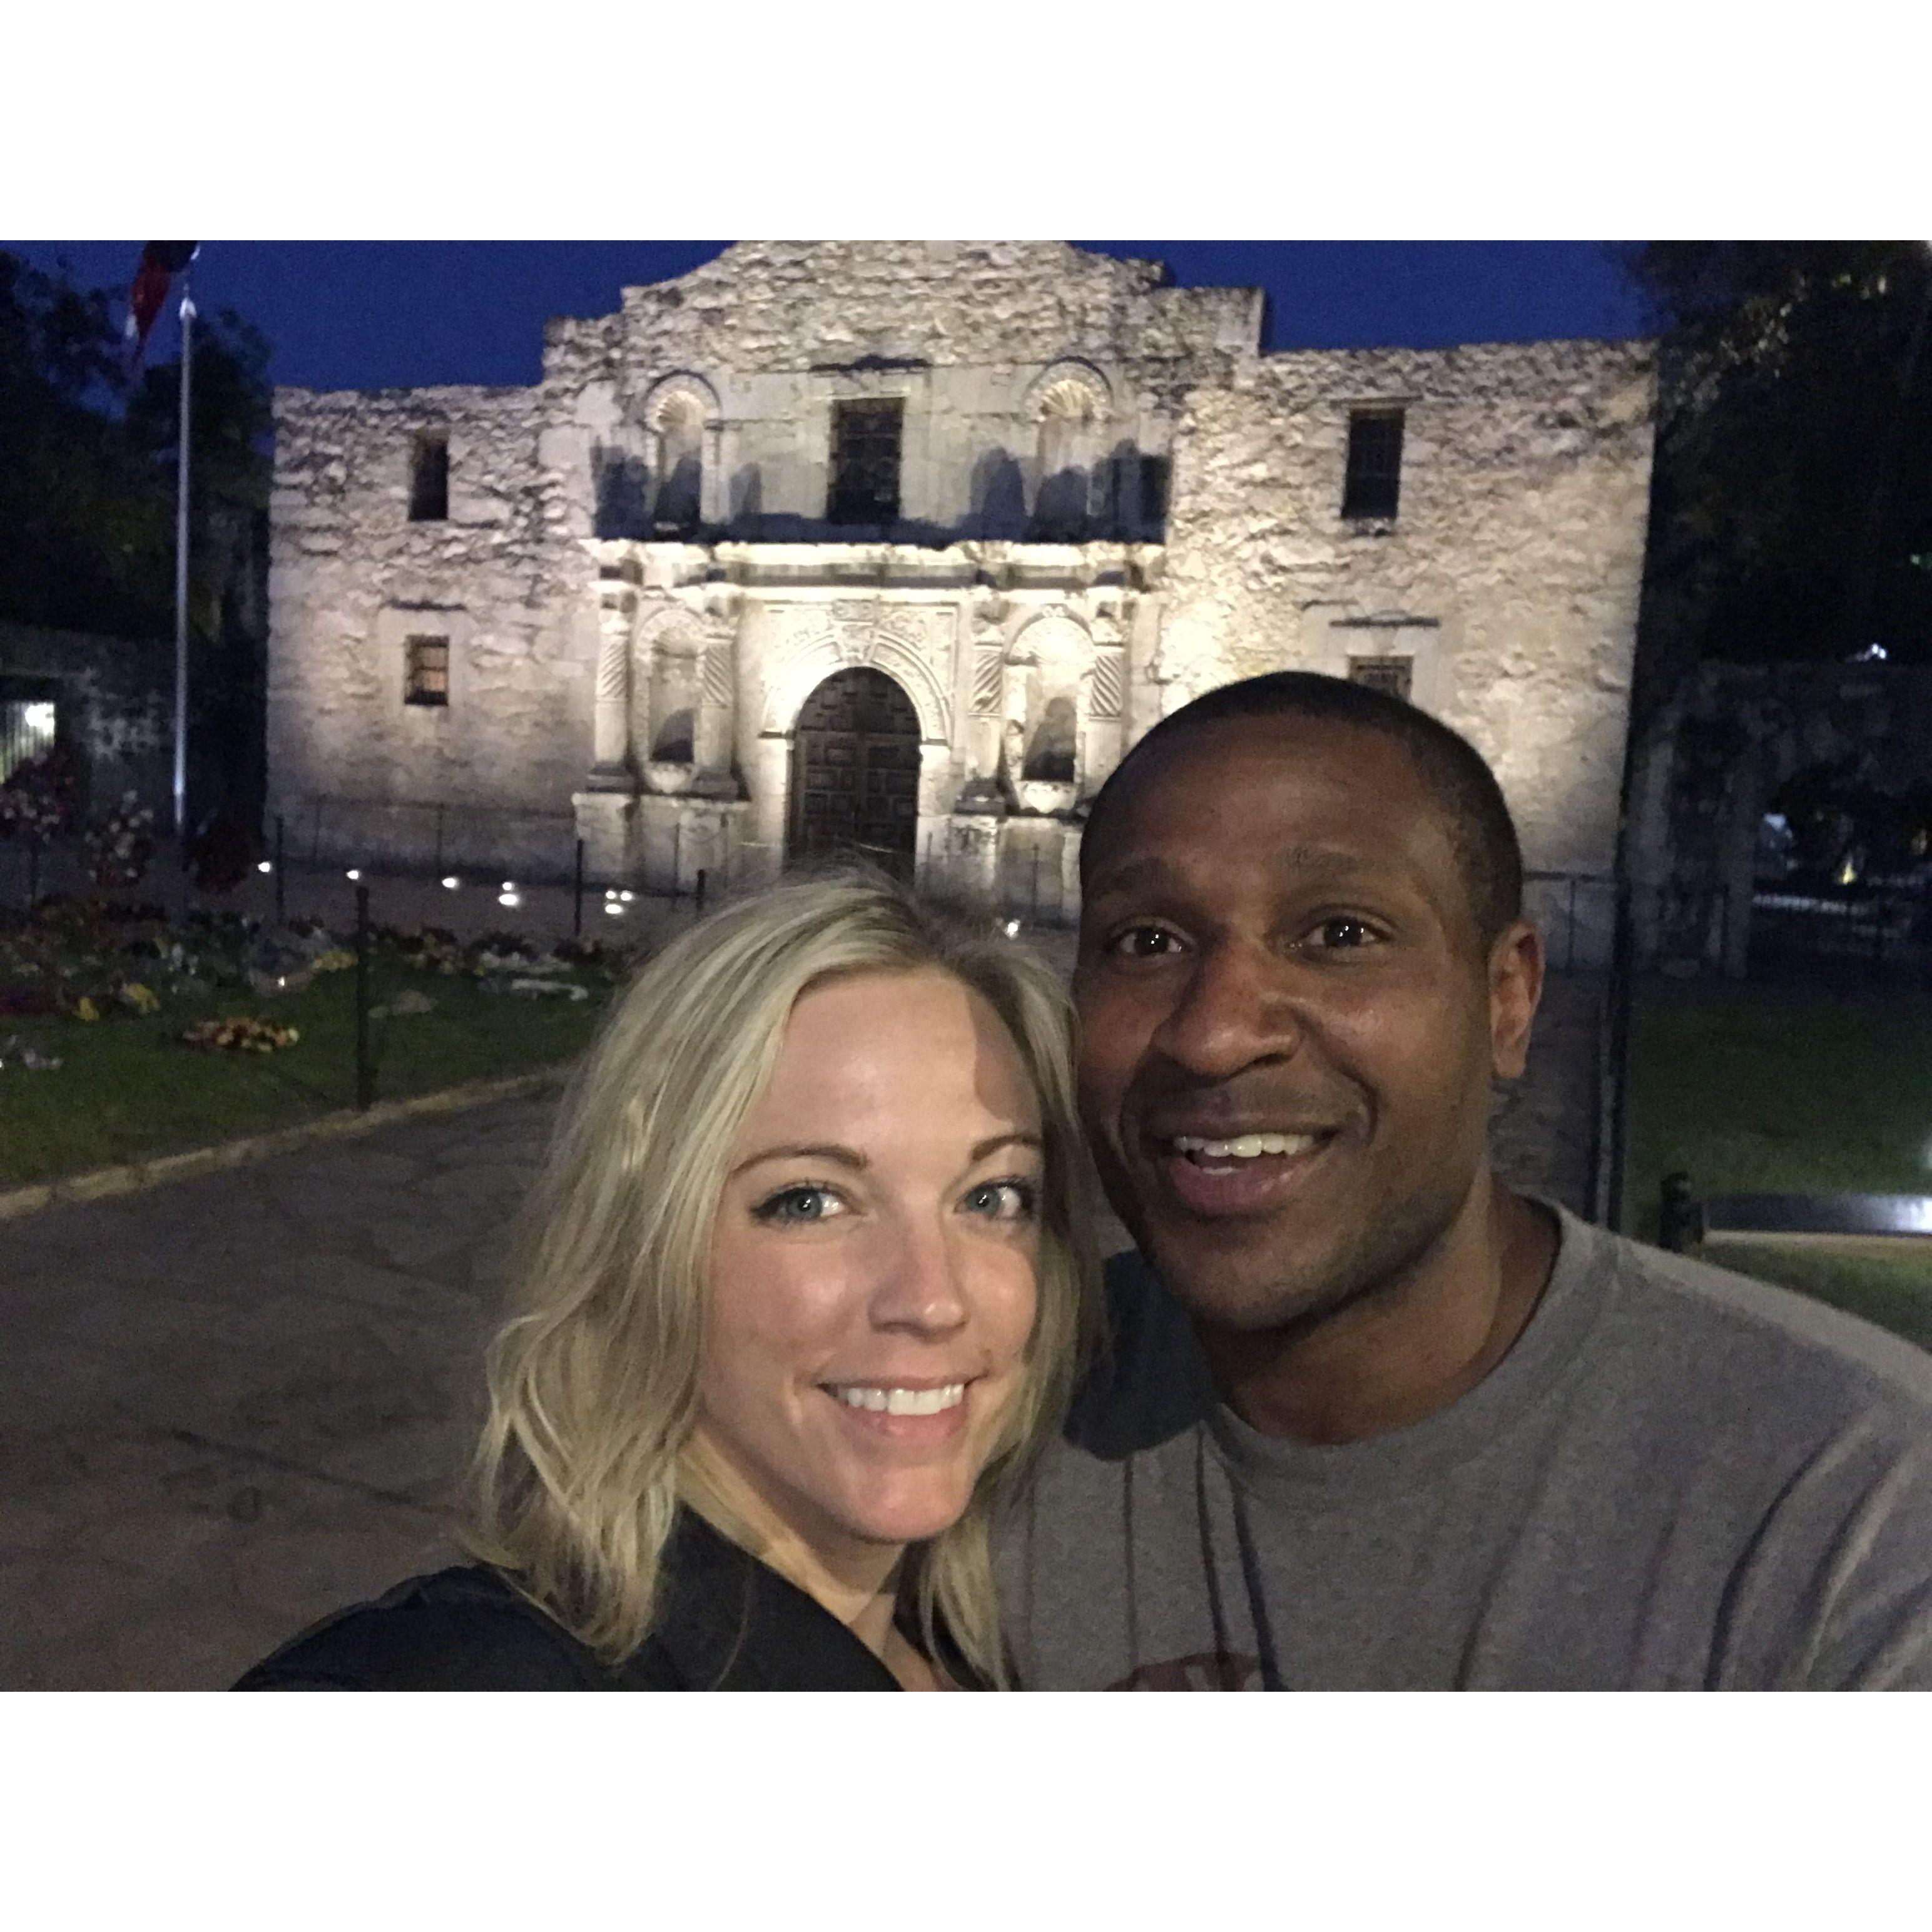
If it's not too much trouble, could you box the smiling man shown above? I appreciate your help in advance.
[997,671,1932,1689]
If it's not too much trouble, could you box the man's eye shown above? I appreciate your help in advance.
[1108,925,1185,960]
[961,1179,1037,1223]
[1306,916,1380,950]
[753,1186,845,1226]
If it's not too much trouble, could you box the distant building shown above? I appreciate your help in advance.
[266,241,1654,935]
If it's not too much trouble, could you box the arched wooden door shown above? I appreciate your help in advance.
[786,668,920,880]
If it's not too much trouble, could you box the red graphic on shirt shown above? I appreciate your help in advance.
[1108,1652,1263,1690]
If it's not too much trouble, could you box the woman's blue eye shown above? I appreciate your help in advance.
[754,1186,840,1226]
[963,1179,1037,1222]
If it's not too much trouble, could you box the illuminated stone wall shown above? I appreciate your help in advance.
[265,243,1655,922]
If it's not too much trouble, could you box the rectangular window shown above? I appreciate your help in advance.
[405,634,450,706]
[409,433,449,522]
[1348,655,1413,701]
[1140,453,1171,533]
[828,398,903,526]
[1341,409,1404,521]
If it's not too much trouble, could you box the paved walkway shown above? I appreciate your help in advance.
[0,948,1600,1689]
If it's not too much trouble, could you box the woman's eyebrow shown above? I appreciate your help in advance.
[730,1141,868,1178]
[970,1132,1044,1162]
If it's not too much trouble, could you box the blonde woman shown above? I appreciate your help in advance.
[236,875,1097,1690]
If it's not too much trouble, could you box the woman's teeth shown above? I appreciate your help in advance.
[828,1383,967,1416]
[1172,1132,1319,1161]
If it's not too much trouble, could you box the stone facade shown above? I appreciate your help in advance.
[267,242,1655,932]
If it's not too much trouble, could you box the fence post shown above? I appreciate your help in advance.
[353,882,374,1112]
[695,867,708,913]
[573,838,585,939]
[273,813,285,924]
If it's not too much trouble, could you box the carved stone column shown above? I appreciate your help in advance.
[588,573,638,790]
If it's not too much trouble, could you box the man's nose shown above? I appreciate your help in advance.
[867,1215,972,1338]
[1151,936,1301,1081]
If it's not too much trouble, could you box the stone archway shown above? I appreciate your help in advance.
[786,667,921,880]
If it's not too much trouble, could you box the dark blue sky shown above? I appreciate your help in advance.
[6,240,1650,391]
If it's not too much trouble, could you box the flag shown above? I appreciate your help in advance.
[125,242,198,367]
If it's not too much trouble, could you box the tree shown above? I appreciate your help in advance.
[0,250,273,821]
[1625,240,1932,721]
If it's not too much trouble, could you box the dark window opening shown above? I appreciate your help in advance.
[1348,655,1413,702]
[405,634,450,706]
[828,398,903,526]
[410,434,449,522]
[1140,454,1171,534]
[1022,696,1079,783]
[651,708,695,764]
[1341,410,1404,521]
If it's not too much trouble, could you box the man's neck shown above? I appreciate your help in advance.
[1200,1178,1560,1446]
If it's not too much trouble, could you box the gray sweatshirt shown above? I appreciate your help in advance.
[996,1207,1932,1689]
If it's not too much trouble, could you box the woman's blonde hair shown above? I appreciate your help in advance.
[463,871,1098,1686]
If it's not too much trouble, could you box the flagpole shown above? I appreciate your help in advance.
[172,275,195,843]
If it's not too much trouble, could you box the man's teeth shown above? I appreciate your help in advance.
[828,1383,967,1416]
[1171,1132,1319,1161]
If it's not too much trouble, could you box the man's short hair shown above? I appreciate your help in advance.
[1080,671,1525,948]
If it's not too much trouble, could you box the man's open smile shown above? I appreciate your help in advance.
[1139,1116,1349,1219]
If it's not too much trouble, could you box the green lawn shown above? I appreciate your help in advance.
[0,958,616,1189]
[1622,980,1932,1350]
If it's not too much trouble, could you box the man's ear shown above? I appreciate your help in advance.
[1488,918,1545,1082]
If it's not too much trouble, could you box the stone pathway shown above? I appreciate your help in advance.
[0,944,1600,1689]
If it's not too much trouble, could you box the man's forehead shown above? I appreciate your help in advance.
[1088,717,1440,870]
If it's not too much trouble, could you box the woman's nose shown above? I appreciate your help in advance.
[867,1218,971,1337]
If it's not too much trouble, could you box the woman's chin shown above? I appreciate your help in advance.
[821,1480,977,1550]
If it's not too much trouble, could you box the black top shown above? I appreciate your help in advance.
[235,1510,968,1690]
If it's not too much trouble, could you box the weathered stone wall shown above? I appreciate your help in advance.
[1626,661,1932,974]
[267,383,599,871]
[0,619,173,814]
[542,241,1259,544]
[1157,338,1657,879]
[265,245,1656,915]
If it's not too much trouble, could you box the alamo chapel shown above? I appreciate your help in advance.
[266,240,1655,939]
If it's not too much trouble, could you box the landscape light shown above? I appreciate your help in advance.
[619,890,635,903]
[501,880,516,893]
[603,902,624,917]
[257,860,272,874]
[498,890,522,908]
[442,875,460,890]
[1004,919,1021,937]
[604,888,618,900]
[346,868,362,881]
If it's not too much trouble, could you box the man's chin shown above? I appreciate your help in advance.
[1140,1224,1364,1334]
